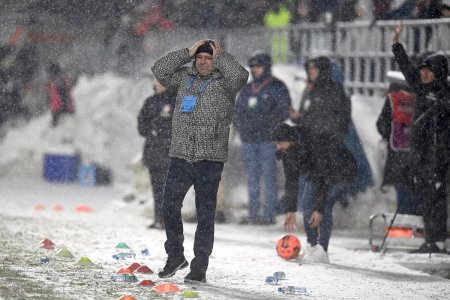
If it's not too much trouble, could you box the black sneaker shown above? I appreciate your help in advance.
[409,242,447,254]
[158,258,188,278]
[184,271,206,284]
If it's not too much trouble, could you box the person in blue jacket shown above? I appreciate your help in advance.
[234,52,291,225]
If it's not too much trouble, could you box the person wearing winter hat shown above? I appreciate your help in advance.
[280,55,356,263]
[234,52,291,225]
[392,21,450,254]
[152,40,248,283]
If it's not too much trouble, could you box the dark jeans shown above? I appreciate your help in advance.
[147,164,168,222]
[301,180,347,252]
[163,157,224,274]
[394,183,417,215]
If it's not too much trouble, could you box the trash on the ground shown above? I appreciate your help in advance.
[140,246,149,256]
[278,286,310,296]
[111,273,138,283]
[273,271,286,280]
[265,276,278,285]
[112,252,136,260]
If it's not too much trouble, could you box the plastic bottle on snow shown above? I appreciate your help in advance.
[278,286,309,295]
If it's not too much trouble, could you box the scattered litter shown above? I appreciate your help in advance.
[40,257,50,264]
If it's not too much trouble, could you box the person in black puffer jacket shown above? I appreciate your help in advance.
[138,80,176,230]
[392,22,450,254]
[277,56,356,262]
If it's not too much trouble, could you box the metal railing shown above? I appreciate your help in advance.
[141,18,450,95]
[2,15,449,98]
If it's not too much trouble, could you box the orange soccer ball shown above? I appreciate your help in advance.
[276,234,301,260]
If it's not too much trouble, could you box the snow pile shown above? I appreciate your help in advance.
[0,73,152,182]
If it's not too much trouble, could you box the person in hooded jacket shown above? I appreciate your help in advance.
[392,22,450,254]
[234,52,291,225]
[376,81,418,215]
[280,56,355,262]
[138,80,176,230]
[272,123,356,263]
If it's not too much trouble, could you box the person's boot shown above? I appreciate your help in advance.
[184,270,206,283]
[409,242,447,254]
[158,258,188,278]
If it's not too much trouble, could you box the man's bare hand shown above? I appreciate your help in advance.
[308,211,323,229]
[189,40,207,58]
[392,20,404,44]
[284,212,297,232]
[211,40,221,58]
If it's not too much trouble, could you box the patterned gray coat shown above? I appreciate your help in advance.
[151,48,248,163]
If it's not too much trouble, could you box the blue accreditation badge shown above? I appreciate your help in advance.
[180,95,198,112]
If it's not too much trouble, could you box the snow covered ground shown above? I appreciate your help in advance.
[0,66,449,299]
[1,178,450,300]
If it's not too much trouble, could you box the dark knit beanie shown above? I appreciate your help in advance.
[195,40,214,56]
[271,123,299,142]
[248,53,272,68]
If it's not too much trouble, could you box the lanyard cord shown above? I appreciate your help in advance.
[187,75,212,94]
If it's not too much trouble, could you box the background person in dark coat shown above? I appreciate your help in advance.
[376,81,418,215]
[392,21,450,254]
[234,52,291,225]
[138,79,176,230]
[46,62,74,127]
[280,56,355,262]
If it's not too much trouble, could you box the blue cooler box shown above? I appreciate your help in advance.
[43,147,80,182]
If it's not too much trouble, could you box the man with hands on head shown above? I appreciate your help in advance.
[151,40,248,283]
